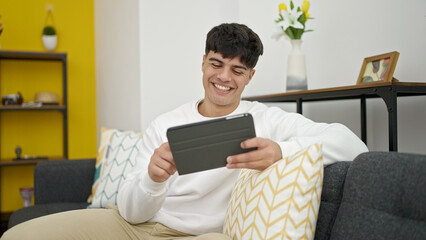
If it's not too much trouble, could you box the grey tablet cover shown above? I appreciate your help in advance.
[167,113,256,175]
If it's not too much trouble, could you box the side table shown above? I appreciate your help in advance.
[243,82,426,151]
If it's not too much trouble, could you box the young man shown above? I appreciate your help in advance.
[2,23,367,240]
[116,23,367,237]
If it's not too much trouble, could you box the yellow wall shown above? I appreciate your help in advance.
[0,0,96,212]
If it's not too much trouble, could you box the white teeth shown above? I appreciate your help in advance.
[214,83,231,91]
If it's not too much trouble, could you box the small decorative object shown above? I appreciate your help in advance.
[42,25,57,51]
[21,102,43,108]
[15,146,22,160]
[0,15,3,49]
[42,9,57,51]
[35,92,59,105]
[275,1,313,91]
[357,51,400,85]
[1,92,23,105]
[19,187,34,207]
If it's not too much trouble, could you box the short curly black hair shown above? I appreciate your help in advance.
[205,23,263,69]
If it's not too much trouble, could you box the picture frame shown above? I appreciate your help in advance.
[356,51,400,85]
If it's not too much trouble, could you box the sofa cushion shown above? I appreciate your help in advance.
[35,159,95,204]
[314,161,351,240]
[8,202,89,229]
[330,151,426,240]
[224,144,324,239]
[88,128,143,208]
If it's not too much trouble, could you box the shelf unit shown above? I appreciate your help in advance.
[0,50,68,219]
[0,50,68,162]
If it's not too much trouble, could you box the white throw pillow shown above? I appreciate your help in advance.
[88,128,143,208]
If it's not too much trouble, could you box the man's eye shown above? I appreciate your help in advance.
[211,63,221,68]
[233,70,243,75]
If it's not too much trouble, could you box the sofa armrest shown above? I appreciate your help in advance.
[330,152,426,239]
[34,159,95,204]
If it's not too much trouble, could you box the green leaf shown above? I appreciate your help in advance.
[43,26,56,35]
[298,13,306,25]
[285,27,296,40]
[290,0,294,10]
[294,28,304,39]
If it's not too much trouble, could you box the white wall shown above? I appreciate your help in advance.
[237,0,426,154]
[138,0,239,130]
[97,0,426,154]
[95,0,141,140]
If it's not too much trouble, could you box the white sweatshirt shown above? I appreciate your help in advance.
[117,100,368,235]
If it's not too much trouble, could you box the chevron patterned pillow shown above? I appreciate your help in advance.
[87,127,115,203]
[223,144,324,240]
[88,128,143,208]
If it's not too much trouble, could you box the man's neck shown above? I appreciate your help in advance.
[198,99,239,117]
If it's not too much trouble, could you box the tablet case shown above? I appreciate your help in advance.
[167,113,256,175]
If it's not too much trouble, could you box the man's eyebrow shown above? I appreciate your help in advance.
[233,65,248,71]
[208,57,223,64]
[208,57,248,71]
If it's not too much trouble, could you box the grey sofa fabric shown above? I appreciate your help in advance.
[314,161,351,240]
[330,152,426,240]
[34,159,95,204]
[8,159,95,229]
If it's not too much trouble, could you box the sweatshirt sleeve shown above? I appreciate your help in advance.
[116,121,168,224]
[263,107,368,166]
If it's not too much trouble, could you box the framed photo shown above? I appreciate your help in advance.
[356,51,400,84]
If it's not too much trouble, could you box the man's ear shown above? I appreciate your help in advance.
[247,69,256,85]
[202,55,206,69]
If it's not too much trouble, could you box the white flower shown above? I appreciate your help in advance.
[291,0,304,7]
[277,7,304,31]
[272,25,290,41]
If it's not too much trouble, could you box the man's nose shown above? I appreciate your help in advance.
[217,68,232,82]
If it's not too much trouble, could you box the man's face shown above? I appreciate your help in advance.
[201,51,255,116]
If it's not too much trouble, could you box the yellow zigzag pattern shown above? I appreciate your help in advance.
[224,144,323,240]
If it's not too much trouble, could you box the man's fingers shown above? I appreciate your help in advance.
[157,150,175,166]
[227,159,266,170]
[227,149,262,164]
[154,157,176,175]
[227,137,282,171]
[240,137,265,149]
[148,142,177,182]
[149,166,169,182]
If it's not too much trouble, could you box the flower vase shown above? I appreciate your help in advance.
[286,40,307,91]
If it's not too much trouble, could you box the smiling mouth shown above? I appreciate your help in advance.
[213,83,231,91]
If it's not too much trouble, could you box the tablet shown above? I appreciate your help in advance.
[167,113,256,175]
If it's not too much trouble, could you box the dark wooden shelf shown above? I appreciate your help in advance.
[0,50,66,61]
[0,105,66,112]
[0,157,66,166]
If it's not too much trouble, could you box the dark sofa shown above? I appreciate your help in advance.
[7,152,426,239]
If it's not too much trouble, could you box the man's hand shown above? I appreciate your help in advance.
[226,137,283,171]
[148,142,177,183]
